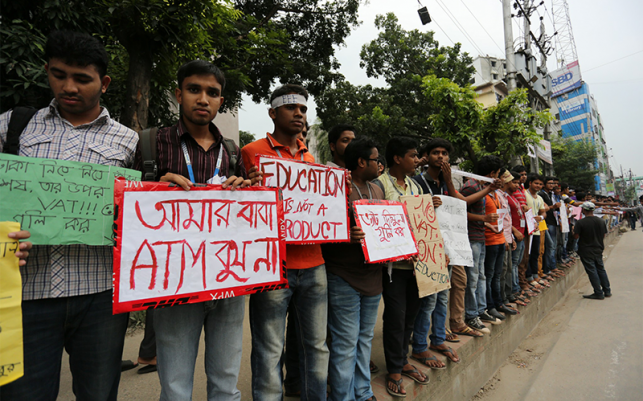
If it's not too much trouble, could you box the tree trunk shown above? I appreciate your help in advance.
[120,42,152,131]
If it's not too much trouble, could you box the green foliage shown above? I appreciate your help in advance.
[312,124,332,164]
[238,130,256,148]
[551,135,599,192]
[624,185,636,202]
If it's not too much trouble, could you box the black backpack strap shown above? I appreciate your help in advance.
[221,137,241,177]
[138,127,159,181]
[4,107,37,155]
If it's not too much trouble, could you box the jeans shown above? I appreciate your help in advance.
[579,253,611,296]
[465,241,486,320]
[327,273,381,401]
[282,304,301,395]
[484,244,505,310]
[250,264,329,401]
[511,240,525,294]
[138,309,156,360]
[1,291,127,401]
[500,247,512,303]
[528,235,541,281]
[411,294,437,354]
[155,296,245,401]
[544,226,557,274]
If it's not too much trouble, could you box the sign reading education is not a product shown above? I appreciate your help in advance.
[0,153,141,245]
[255,155,349,244]
[112,180,287,314]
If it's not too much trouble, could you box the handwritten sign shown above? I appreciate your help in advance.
[435,195,474,267]
[256,155,349,244]
[0,153,141,245]
[400,195,449,297]
[112,180,287,314]
[525,209,537,235]
[0,222,23,386]
[571,206,583,220]
[352,199,418,264]
[560,204,570,233]
[497,208,509,232]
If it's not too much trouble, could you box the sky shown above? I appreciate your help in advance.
[238,0,643,177]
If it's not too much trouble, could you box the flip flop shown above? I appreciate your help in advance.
[452,326,483,338]
[429,345,460,363]
[385,375,407,398]
[411,355,447,370]
[401,366,430,385]
[137,364,157,374]
[445,328,461,343]
[121,360,138,372]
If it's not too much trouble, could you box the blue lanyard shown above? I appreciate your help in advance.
[181,140,224,183]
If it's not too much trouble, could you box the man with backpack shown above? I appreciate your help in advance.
[0,31,138,401]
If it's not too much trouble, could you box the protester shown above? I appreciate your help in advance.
[327,124,356,168]
[0,31,138,400]
[121,310,157,374]
[241,84,329,401]
[377,154,386,176]
[574,202,611,299]
[147,60,253,401]
[538,177,560,282]
[504,173,529,306]
[372,137,429,397]
[525,174,548,294]
[459,156,504,332]
[323,137,384,401]
[494,170,520,315]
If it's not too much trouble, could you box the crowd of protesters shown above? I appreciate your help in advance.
[2,31,636,401]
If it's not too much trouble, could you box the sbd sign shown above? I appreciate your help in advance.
[552,72,573,86]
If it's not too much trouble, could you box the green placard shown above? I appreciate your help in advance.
[0,153,141,245]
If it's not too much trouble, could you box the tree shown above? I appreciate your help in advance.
[238,130,256,148]
[551,136,599,192]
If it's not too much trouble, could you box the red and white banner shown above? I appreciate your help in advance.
[352,199,418,264]
[256,155,349,244]
[112,180,287,314]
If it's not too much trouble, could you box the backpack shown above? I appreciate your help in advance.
[139,126,241,181]
[3,107,38,155]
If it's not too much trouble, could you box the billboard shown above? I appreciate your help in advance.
[551,60,582,97]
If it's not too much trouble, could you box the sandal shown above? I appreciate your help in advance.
[401,366,430,385]
[515,298,528,306]
[445,328,460,343]
[411,354,447,370]
[452,326,483,338]
[386,375,407,398]
[429,345,460,363]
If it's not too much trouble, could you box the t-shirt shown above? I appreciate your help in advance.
[574,216,607,257]
[241,133,324,270]
[484,194,505,246]
[322,181,385,296]
[496,190,513,243]
[513,185,527,207]
[539,190,558,226]
[412,171,448,196]
[460,178,486,243]
[525,191,544,236]
[507,192,526,236]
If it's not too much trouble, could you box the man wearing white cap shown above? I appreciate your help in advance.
[573,202,611,300]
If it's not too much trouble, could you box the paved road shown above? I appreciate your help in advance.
[522,229,643,401]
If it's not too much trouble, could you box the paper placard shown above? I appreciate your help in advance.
[497,208,509,232]
[352,199,418,264]
[400,195,449,297]
[0,153,141,245]
[560,204,570,233]
[0,221,23,386]
[435,195,474,267]
[112,180,287,314]
[450,169,494,183]
[525,209,537,235]
[255,155,349,244]
[571,206,583,220]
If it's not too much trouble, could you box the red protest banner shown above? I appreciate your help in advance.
[112,180,287,314]
[352,199,418,264]
[255,155,350,244]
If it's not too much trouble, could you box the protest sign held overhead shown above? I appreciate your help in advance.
[112,180,287,314]
[400,195,449,297]
[255,155,349,244]
[352,199,418,264]
[435,195,474,267]
[0,153,141,246]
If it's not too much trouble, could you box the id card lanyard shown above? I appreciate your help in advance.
[181,140,224,183]
[387,172,414,196]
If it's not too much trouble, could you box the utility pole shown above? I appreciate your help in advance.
[502,0,517,91]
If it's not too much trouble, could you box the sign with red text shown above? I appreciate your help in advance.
[400,195,449,297]
[352,200,418,264]
[256,155,349,244]
[112,180,287,314]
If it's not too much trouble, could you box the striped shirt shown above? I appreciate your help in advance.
[0,100,138,300]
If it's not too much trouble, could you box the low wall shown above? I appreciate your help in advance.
[370,227,622,401]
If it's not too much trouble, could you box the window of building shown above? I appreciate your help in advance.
[492,74,498,80]
[503,63,507,69]
[470,78,475,84]
[491,61,497,67]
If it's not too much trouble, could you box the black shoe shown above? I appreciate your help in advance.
[604,291,612,298]
[497,304,518,315]
[583,293,605,300]
[487,308,506,321]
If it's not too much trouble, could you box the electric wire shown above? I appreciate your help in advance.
[434,0,486,56]
[583,50,643,73]
[458,0,505,54]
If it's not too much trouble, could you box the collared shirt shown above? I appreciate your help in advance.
[412,171,448,196]
[241,133,323,270]
[147,119,246,182]
[460,178,486,243]
[0,100,138,300]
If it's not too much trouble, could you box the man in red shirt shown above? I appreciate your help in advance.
[241,84,329,401]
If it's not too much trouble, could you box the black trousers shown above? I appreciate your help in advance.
[381,268,421,374]
[138,309,156,359]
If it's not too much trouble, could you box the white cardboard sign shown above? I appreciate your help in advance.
[435,195,474,267]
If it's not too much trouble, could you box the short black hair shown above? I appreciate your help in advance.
[576,191,587,201]
[385,137,418,167]
[377,154,386,168]
[270,84,309,103]
[328,124,356,147]
[177,60,226,92]
[45,31,108,77]
[544,176,556,184]
[419,138,454,157]
[525,173,545,188]
[476,155,503,176]
[344,137,378,171]
[511,165,527,174]
[559,182,569,191]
